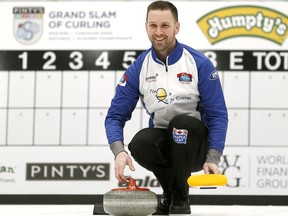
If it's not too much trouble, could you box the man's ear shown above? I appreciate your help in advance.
[175,22,180,34]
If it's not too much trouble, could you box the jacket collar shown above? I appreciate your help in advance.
[150,39,183,66]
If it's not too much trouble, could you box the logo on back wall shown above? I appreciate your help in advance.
[13,7,44,45]
[0,164,16,183]
[26,163,110,180]
[197,5,288,45]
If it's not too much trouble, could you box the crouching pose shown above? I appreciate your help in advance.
[105,1,228,215]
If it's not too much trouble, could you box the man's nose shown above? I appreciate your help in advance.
[155,27,163,35]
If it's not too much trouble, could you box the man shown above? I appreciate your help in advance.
[105,1,228,215]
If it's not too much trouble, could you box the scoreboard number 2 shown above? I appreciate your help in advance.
[43,51,57,70]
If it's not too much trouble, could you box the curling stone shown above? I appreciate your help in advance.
[103,177,158,216]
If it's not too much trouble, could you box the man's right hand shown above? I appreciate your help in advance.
[114,151,135,184]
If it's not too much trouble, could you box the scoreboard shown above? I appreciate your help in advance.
[0,50,287,71]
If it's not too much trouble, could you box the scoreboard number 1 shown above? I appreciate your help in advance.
[18,51,28,70]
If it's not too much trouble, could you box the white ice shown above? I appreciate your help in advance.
[0,205,287,216]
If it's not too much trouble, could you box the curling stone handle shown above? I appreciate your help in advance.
[126,177,139,190]
[111,177,150,191]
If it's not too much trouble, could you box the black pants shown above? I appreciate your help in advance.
[128,115,208,197]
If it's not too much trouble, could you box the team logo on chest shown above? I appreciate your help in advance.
[177,72,192,83]
[155,88,168,104]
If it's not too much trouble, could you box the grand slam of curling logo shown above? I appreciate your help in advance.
[13,7,44,45]
[197,5,288,45]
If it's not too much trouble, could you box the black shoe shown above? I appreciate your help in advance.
[152,193,171,215]
[169,194,191,215]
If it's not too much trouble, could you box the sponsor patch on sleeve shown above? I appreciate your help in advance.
[118,73,128,86]
[209,70,219,80]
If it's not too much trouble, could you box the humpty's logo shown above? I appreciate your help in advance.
[197,5,288,45]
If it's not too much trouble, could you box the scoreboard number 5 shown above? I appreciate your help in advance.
[122,51,136,69]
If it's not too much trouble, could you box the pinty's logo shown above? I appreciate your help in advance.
[13,7,44,45]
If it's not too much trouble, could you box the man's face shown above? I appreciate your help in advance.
[146,9,179,55]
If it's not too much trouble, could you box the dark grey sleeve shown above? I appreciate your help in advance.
[206,148,222,166]
[110,141,125,157]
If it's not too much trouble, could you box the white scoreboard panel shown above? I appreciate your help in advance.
[0,1,287,198]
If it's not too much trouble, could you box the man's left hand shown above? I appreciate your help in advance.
[203,162,221,174]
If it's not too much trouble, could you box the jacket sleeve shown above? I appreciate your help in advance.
[198,58,228,155]
[105,60,142,149]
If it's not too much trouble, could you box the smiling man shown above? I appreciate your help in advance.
[145,5,179,62]
[105,1,228,215]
